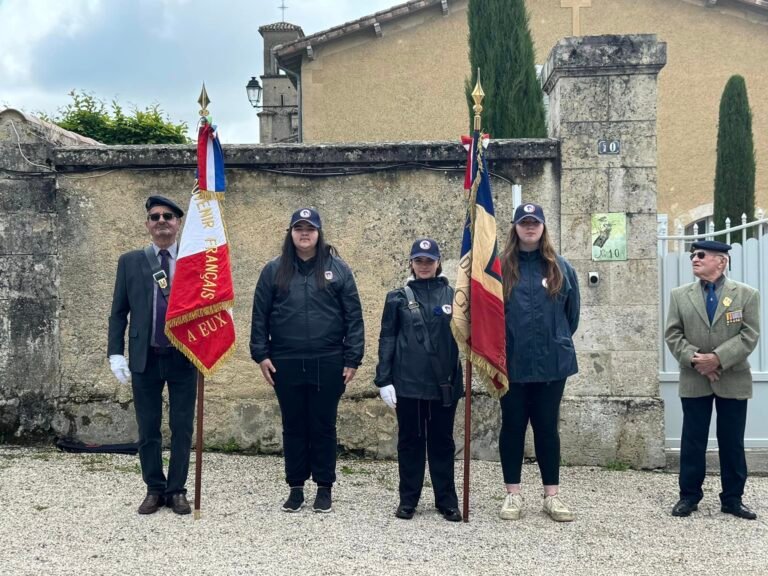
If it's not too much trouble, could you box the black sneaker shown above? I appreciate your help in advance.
[395,505,415,520]
[313,486,332,513]
[282,487,305,512]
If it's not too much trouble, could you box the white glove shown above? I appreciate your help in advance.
[109,354,131,385]
[379,384,397,409]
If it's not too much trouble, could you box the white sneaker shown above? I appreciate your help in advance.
[499,492,524,520]
[542,493,574,522]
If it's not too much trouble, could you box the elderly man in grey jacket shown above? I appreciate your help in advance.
[665,240,760,520]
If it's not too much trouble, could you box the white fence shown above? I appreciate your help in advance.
[658,211,768,448]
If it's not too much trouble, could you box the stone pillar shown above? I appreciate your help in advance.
[0,110,60,439]
[541,35,667,468]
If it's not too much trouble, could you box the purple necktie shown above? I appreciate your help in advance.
[154,249,171,347]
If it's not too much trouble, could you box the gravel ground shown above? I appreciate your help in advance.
[1,446,767,576]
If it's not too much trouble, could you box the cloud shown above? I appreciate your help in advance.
[0,0,399,143]
[0,0,104,83]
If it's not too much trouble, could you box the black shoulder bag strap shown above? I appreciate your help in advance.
[403,285,453,406]
[143,245,171,300]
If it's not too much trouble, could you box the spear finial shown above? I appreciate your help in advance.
[471,69,484,132]
[198,83,210,117]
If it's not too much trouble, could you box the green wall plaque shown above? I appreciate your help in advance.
[591,213,627,261]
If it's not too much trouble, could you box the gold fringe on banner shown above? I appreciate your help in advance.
[165,325,237,377]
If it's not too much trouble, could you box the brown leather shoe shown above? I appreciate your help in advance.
[138,493,165,515]
[167,493,191,515]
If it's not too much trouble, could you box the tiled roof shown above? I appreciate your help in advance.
[274,0,446,58]
[259,21,304,35]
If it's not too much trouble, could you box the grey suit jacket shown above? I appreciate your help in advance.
[107,249,157,373]
[665,277,760,399]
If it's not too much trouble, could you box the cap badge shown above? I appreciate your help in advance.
[420,240,431,250]
[524,204,535,213]
[300,209,311,218]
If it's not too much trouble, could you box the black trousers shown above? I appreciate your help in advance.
[396,397,458,509]
[679,394,748,506]
[131,347,197,496]
[498,379,566,486]
[272,356,346,487]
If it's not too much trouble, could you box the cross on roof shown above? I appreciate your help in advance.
[561,0,592,36]
[279,0,288,22]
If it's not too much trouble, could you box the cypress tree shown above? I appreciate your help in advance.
[465,0,546,138]
[713,75,756,239]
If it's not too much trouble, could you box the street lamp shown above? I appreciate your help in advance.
[246,77,262,108]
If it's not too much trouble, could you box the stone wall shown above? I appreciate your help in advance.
[0,34,668,468]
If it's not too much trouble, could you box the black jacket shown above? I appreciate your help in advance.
[249,253,364,367]
[107,249,157,373]
[505,250,580,383]
[374,276,462,401]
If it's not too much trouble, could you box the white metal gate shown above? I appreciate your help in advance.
[658,212,768,448]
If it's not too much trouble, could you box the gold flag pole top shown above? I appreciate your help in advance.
[198,83,210,119]
[472,68,484,132]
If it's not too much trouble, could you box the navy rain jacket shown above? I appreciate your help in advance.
[505,250,580,383]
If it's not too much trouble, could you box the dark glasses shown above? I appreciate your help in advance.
[148,212,176,222]
[689,251,707,261]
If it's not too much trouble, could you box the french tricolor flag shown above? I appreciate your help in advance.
[197,122,225,192]
[165,119,235,375]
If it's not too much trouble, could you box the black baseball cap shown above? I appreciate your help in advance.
[513,203,545,224]
[146,195,184,218]
[289,208,322,229]
[410,238,441,260]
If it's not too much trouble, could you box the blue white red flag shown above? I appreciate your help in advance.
[451,131,508,396]
[165,119,235,375]
[196,122,226,192]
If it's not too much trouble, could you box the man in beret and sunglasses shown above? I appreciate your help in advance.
[107,196,198,515]
[665,240,760,520]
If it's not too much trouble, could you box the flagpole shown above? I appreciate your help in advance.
[194,370,205,520]
[193,83,211,521]
[462,360,471,522]
[462,70,485,523]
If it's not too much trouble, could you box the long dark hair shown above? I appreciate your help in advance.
[500,224,563,298]
[274,228,339,294]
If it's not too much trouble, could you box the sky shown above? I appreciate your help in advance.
[0,0,398,143]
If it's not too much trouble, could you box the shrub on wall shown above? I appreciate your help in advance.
[42,90,189,145]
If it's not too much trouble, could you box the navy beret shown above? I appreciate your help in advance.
[145,196,184,218]
[691,240,731,253]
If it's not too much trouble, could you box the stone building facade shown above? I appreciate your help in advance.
[269,0,768,230]
[0,35,666,468]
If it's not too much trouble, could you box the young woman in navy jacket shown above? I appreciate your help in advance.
[498,203,580,522]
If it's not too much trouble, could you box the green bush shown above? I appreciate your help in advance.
[42,90,189,144]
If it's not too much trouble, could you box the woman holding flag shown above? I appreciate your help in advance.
[249,208,364,514]
[374,238,463,522]
[498,202,580,522]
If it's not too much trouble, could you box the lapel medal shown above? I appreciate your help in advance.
[722,296,732,307]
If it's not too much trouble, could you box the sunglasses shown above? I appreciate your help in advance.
[689,251,707,261]
[148,212,176,222]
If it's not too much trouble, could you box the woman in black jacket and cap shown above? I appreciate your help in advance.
[498,203,580,523]
[375,238,462,522]
[250,208,364,514]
